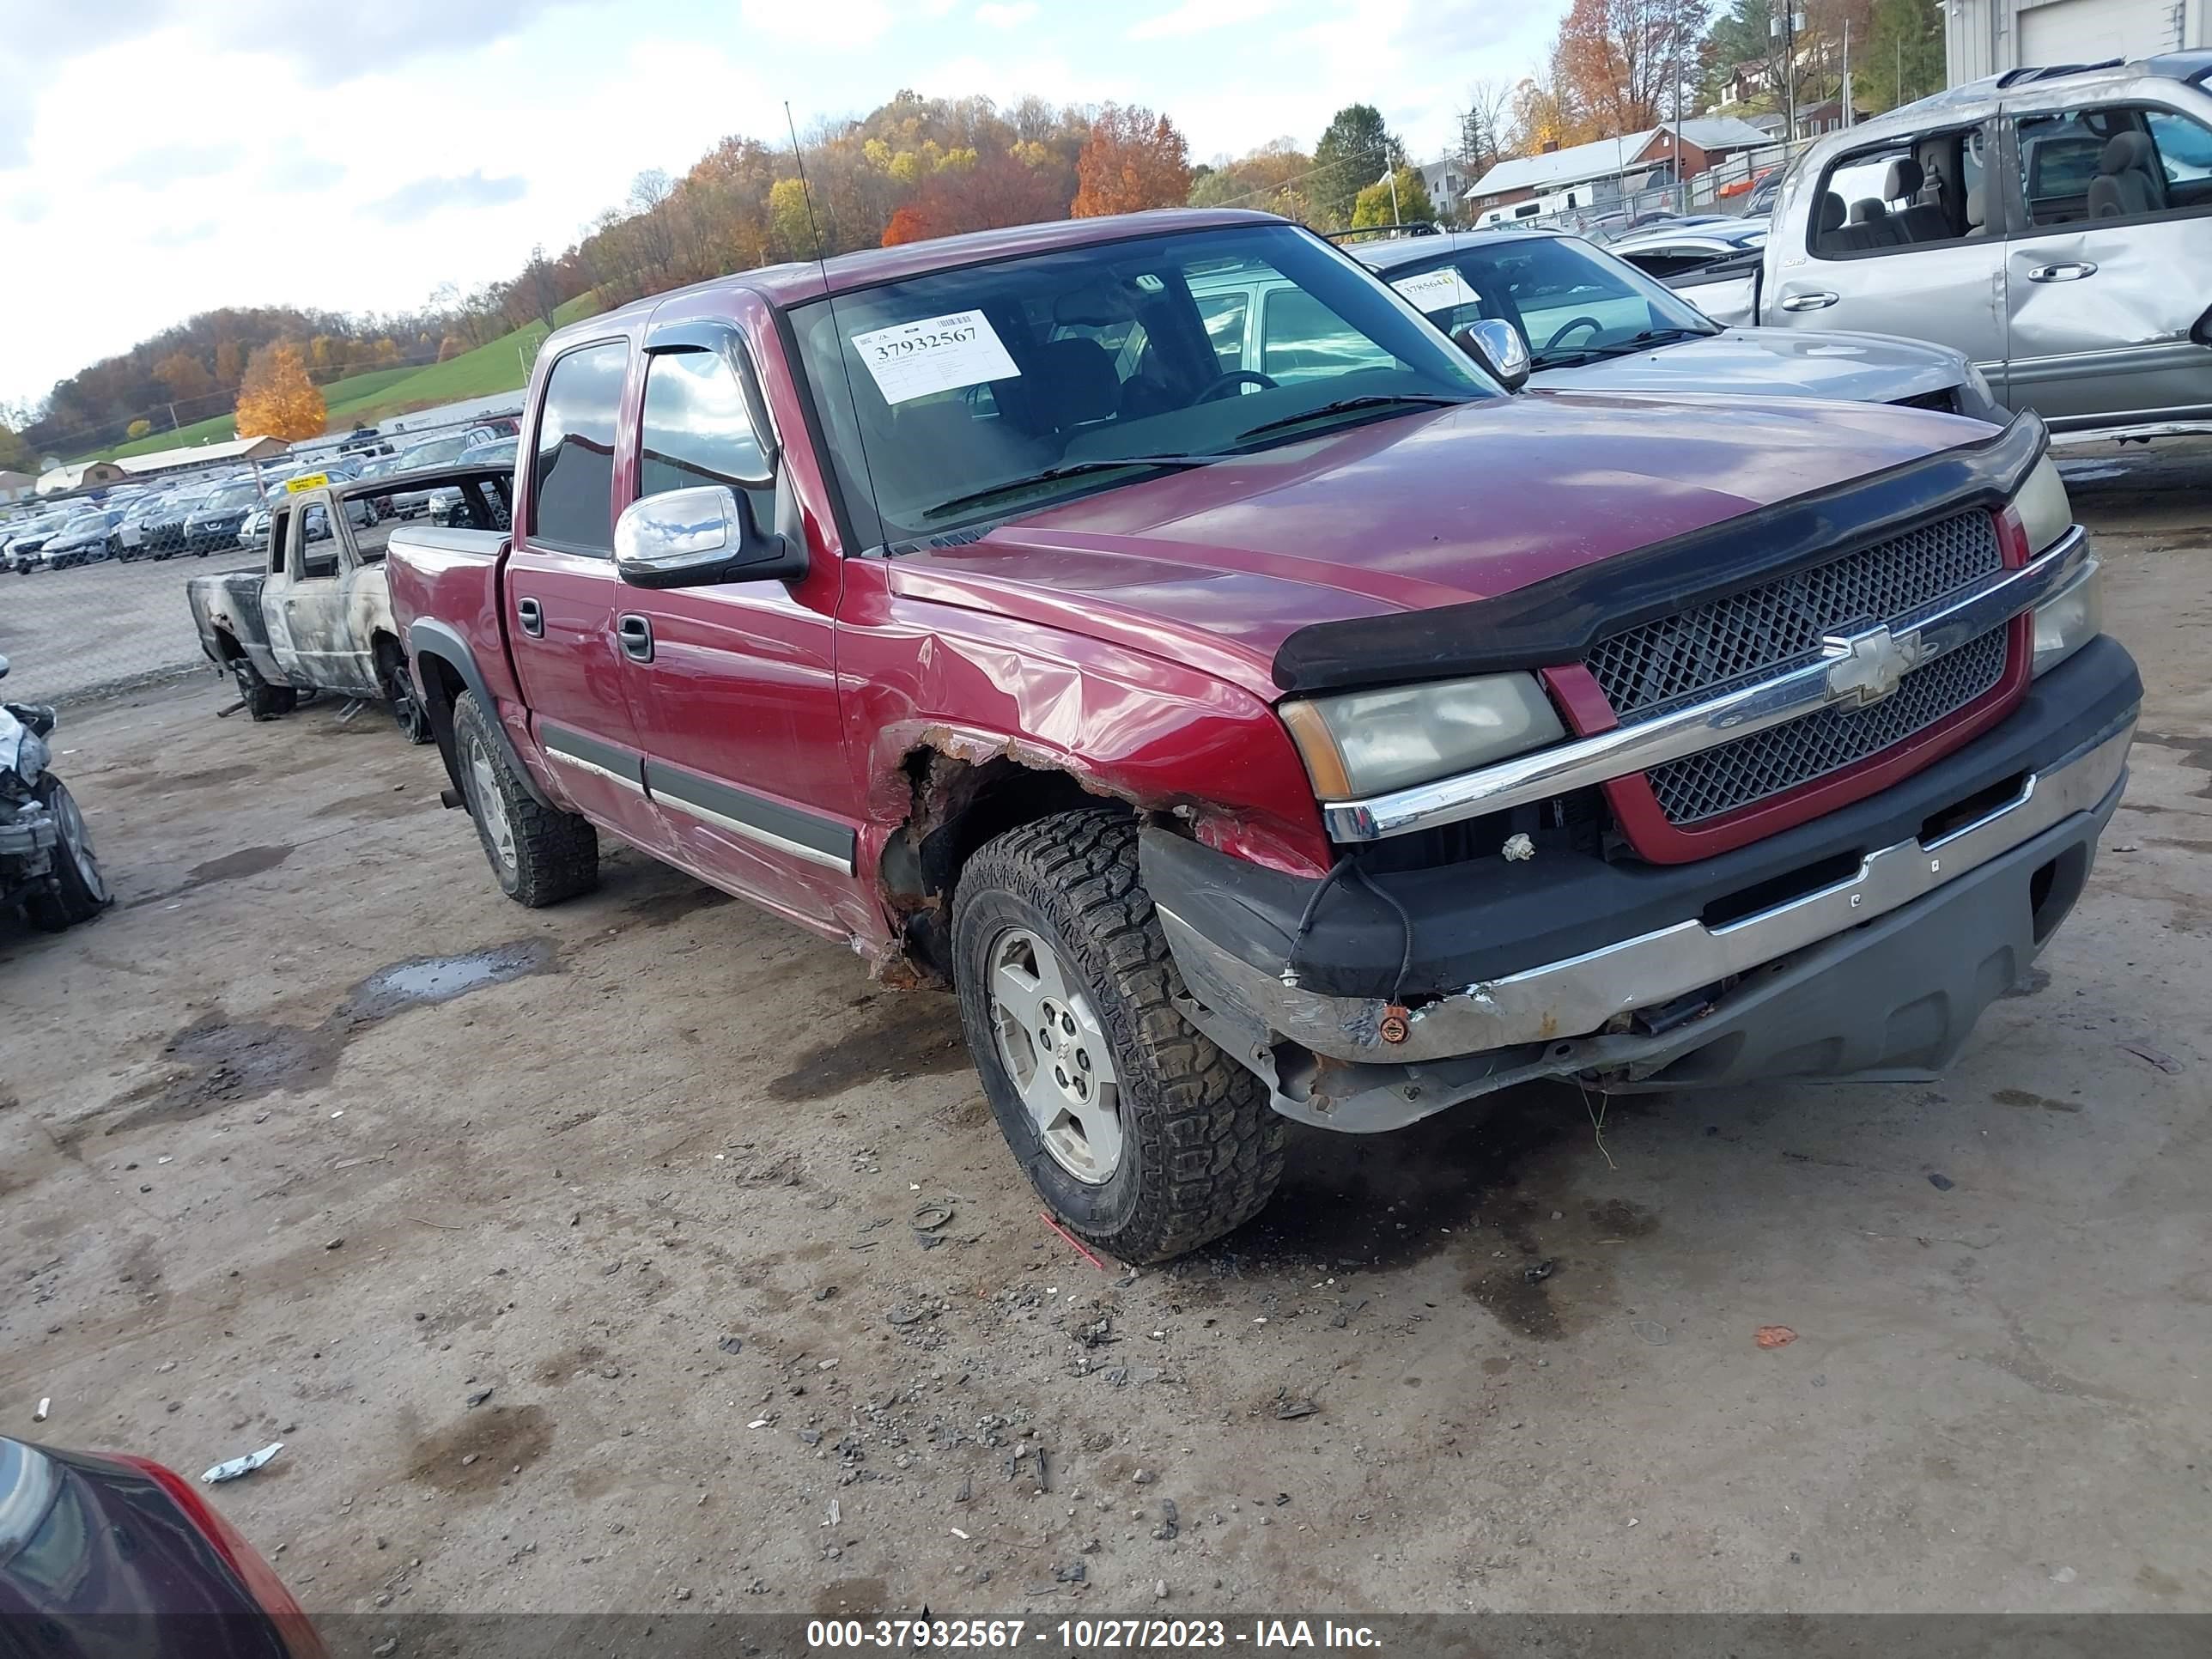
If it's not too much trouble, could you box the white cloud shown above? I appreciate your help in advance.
[737,0,894,43]
[976,0,1039,24]
[1129,0,1273,40]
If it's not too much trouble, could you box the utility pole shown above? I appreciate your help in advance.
[1773,0,1802,142]
[1386,165,1401,225]
[1843,18,1853,127]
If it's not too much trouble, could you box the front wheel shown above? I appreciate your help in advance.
[452,690,598,907]
[952,808,1285,1264]
[25,777,112,932]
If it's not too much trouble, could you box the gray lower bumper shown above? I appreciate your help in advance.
[1165,723,2130,1133]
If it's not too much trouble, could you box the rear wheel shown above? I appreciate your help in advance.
[228,653,295,721]
[952,808,1285,1264]
[453,690,597,907]
[25,778,112,933]
[376,641,433,745]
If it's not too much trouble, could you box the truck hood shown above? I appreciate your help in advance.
[885,390,1978,701]
[1533,327,1970,405]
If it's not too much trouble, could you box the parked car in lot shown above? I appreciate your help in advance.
[1603,216,1771,285]
[112,490,173,560]
[32,506,126,569]
[143,488,211,559]
[4,510,71,573]
[1348,227,1999,416]
[189,469,505,739]
[1,656,110,932]
[183,480,270,554]
[379,434,484,516]
[0,1433,324,1656]
[1698,51,2212,436]
[386,207,2134,1264]
[428,437,519,526]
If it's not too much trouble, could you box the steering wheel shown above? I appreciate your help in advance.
[1196,368,1279,403]
[1542,316,1606,352]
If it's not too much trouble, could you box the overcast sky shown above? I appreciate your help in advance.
[0,0,1565,415]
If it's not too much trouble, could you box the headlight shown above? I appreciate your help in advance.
[1279,673,1567,799]
[2013,453,2073,555]
[2032,558,2101,678]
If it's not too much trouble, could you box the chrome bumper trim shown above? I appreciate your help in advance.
[1321,526,2091,844]
[1164,718,2131,1066]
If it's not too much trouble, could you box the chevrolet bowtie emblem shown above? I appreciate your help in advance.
[1822,623,1921,707]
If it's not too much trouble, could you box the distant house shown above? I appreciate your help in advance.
[1462,117,1774,218]
[1420,156,1473,219]
[1796,96,1871,136]
[109,433,291,481]
[0,469,35,504]
[36,460,125,496]
[1716,58,1775,108]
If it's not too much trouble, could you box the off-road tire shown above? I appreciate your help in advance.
[25,777,111,933]
[452,690,598,907]
[376,640,434,745]
[952,807,1285,1263]
[229,653,295,721]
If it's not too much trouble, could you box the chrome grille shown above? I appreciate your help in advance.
[1585,510,2003,720]
[1644,629,2009,825]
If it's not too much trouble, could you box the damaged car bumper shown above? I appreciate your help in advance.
[1146,637,2140,1133]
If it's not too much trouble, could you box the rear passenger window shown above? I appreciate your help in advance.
[1811,125,1996,257]
[531,341,629,553]
[637,347,769,501]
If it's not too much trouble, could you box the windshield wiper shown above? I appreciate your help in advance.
[918,455,1224,523]
[1234,393,1472,443]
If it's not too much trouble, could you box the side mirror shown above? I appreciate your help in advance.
[0,653,9,681]
[1454,319,1531,392]
[613,484,805,589]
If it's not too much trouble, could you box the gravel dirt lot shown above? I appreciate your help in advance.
[1,444,2207,1625]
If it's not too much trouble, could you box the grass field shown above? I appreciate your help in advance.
[84,292,604,464]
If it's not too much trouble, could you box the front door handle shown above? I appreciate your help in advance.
[516,596,543,638]
[617,613,654,664]
[2027,261,2098,283]
[1779,289,1839,312]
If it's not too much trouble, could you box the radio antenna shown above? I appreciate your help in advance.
[784,100,886,550]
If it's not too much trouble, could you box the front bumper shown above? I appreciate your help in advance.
[1146,637,2139,1133]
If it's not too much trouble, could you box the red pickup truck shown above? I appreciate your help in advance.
[386,207,2136,1262]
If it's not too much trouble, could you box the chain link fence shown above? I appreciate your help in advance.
[0,548,249,708]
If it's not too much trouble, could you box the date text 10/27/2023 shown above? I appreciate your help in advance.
[805,1620,1384,1650]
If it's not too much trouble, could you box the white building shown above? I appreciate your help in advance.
[1946,0,2208,83]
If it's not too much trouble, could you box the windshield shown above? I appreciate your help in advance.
[1377,235,1716,369]
[203,483,262,510]
[399,435,469,469]
[789,222,1494,544]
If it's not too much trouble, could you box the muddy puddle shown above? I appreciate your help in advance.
[94,939,559,1137]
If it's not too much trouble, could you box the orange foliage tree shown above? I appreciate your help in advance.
[233,341,326,441]
[1071,104,1192,217]
[881,205,932,246]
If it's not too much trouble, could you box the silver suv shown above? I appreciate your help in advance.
[1758,52,2212,436]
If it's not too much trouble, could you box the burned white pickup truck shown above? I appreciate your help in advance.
[185,466,511,738]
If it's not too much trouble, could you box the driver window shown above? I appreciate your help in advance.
[2015,104,2212,226]
[299,504,338,580]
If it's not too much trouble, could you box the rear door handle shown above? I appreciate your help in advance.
[516,596,543,638]
[617,613,654,664]
[2027,261,2098,283]
[1779,289,1839,312]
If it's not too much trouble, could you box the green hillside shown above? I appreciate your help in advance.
[82,291,605,464]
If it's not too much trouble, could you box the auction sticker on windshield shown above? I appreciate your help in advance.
[852,310,1021,405]
[1389,266,1482,313]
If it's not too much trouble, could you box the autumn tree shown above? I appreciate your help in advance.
[153,350,216,403]
[234,341,325,442]
[1071,104,1192,216]
[127,418,151,439]
[0,426,30,472]
[1351,166,1436,228]
[1555,0,1711,136]
[1188,138,1314,217]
